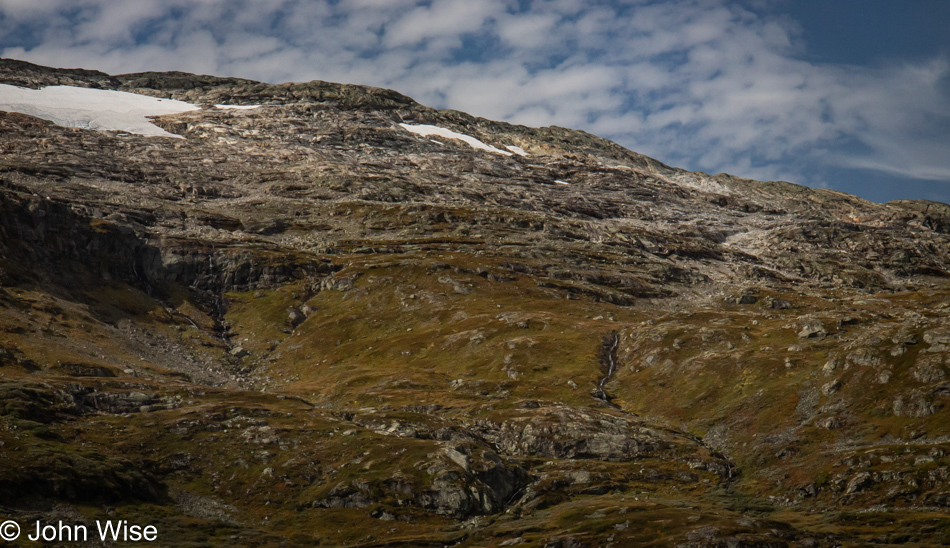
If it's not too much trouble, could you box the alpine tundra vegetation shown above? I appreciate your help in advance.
[1,58,949,546]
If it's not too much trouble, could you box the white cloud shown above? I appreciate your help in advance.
[383,0,504,49]
[0,0,948,196]
[495,12,559,49]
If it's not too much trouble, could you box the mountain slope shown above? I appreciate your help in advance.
[1,58,949,547]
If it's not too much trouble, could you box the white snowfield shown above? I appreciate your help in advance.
[399,123,520,157]
[0,83,259,138]
[0,83,199,137]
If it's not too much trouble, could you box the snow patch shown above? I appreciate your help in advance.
[0,84,200,137]
[399,123,512,156]
[505,145,528,156]
[554,180,570,185]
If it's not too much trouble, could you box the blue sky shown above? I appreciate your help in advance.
[1,0,949,204]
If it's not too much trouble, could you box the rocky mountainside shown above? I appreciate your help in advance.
[1,58,949,547]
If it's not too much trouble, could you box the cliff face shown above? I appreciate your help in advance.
[1,58,949,547]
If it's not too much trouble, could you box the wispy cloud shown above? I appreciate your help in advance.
[1,0,948,199]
